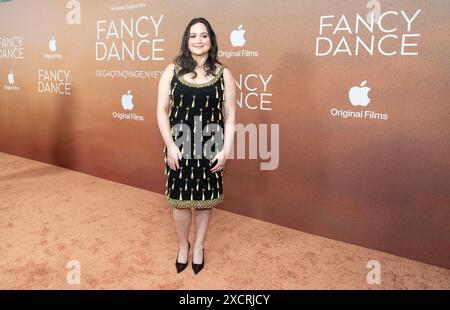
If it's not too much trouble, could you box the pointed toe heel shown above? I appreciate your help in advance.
[192,248,205,274]
[175,242,190,273]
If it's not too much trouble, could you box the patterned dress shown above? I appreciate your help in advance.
[164,64,225,209]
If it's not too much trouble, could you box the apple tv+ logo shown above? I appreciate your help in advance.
[330,80,388,121]
[3,70,20,91]
[218,24,259,59]
[112,90,144,121]
[44,36,63,60]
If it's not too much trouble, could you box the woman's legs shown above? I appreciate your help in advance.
[172,208,191,263]
[193,208,212,264]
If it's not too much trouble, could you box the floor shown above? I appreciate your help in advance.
[0,152,449,289]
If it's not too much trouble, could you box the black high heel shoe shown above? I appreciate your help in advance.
[175,242,190,273]
[192,248,204,274]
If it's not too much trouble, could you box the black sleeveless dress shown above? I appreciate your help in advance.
[164,64,225,209]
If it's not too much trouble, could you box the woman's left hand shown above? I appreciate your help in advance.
[210,150,227,173]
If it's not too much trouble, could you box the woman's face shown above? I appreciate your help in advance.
[188,22,211,57]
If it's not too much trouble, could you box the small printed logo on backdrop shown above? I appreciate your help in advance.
[112,89,145,121]
[330,80,388,121]
[3,70,19,91]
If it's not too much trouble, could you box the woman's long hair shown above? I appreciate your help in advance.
[174,17,223,79]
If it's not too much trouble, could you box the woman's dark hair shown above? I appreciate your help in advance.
[174,17,223,79]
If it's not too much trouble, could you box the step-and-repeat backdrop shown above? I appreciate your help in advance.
[1,0,449,269]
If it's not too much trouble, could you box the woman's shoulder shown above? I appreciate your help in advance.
[215,63,228,76]
[215,63,225,70]
[159,63,178,85]
[220,64,233,80]
[166,62,177,72]
[217,63,231,74]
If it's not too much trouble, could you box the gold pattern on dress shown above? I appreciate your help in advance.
[179,94,184,107]
[175,66,224,88]
[167,65,226,210]
[167,194,224,209]
[171,82,177,98]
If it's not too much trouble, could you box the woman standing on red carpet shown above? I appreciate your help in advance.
[156,17,236,274]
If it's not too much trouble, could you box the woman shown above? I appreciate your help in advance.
[156,17,236,274]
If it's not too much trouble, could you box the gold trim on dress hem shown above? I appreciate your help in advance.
[167,194,224,209]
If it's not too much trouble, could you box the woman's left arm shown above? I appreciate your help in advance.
[210,67,236,172]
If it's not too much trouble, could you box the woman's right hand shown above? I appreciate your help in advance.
[167,142,182,170]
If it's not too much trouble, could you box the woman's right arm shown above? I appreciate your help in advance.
[157,63,181,170]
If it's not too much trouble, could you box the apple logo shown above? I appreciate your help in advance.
[349,80,371,106]
[121,90,134,110]
[49,36,57,52]
[7,71,14,84]
[230,24,246,47]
